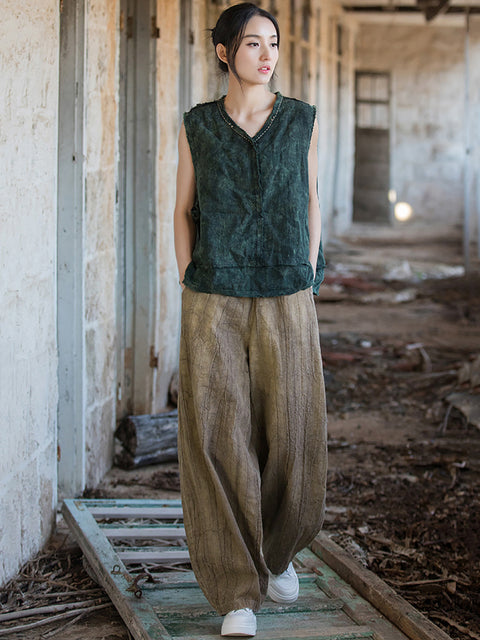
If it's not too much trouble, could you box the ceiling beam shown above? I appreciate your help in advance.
[342,3,480,17]
[417,0,451,20]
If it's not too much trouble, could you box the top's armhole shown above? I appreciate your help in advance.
[308,105,317,147]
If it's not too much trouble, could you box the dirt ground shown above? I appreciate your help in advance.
[2,225,480,640]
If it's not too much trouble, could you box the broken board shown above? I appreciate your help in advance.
[62,499,452,640]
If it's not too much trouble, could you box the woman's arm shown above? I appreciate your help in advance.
[173,123,197,288]
[307,119,321,275]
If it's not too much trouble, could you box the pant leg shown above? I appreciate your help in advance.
[249,288,328,575]
[178,288,269,615]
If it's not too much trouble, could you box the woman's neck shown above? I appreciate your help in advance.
[224,81,276,118]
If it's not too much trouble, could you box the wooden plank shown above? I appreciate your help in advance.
[80,498,183,508]
[138,571,198,586]
[171,627,374,640]
[62,499,172,640]
[155,576,371,638]
[82,499,183,520]
[116,547,190,564]
[88,499,182,504]
[156,596,344,618]
[89,507,184,519]
[164,611,374,639]
[100,524,186,539]
[298,548,409,640]
[311,533,453,640]
[166,613,374,639]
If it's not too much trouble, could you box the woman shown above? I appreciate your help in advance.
[173,3,327,636]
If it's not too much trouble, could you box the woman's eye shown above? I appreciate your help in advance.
[247,42,259,47]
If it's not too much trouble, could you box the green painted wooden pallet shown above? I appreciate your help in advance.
[62,499,452,640]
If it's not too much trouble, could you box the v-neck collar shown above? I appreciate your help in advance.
[216,92,283,143]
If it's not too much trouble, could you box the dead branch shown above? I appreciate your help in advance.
[41,608,97,638]
[0,598,105,623]
[0,603,112,637]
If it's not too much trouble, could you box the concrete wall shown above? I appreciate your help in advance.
[83,0,119,486]
[315,3,357,238]
[355,20,480,228]
[0,0,59,584]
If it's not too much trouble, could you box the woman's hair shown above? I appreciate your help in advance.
[211,3,280,76]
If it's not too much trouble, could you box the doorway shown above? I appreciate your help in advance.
[353,71,391,224]
[117,0,158,418]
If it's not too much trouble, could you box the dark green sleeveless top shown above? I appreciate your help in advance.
[183,92,326,297]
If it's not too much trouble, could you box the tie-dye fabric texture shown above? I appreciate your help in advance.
[183,92,326,297]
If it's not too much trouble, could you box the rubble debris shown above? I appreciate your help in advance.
[359,288,417,304]
[318,263,480,640]
[458,355,480,388]
[136,469,181,492]
[446,391,480,430]
[383,260,465,283]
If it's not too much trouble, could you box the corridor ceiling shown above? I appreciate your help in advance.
[342,0,480,21]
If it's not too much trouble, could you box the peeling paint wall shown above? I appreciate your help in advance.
[356,21,480,228]
[83,0,119,486]
[0,0,59,584]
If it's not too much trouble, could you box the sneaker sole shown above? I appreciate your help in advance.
[221,617,257,637]
[267,583,299,604]
[221,624,256,637]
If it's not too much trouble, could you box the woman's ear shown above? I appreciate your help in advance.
[216,43,228,66]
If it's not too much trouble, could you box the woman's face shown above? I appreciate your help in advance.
[229,15,279,85]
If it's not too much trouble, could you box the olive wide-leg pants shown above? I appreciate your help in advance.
[178,287,327,615]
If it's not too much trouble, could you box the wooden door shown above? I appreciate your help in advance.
[353,72,391,224]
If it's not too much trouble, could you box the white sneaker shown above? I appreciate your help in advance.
[267,562,299,603]
[221,608,257,637]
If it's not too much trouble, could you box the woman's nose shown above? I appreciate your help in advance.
[260,45,271,59]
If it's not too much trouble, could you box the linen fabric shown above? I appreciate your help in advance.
[178,287,328,615]
[183,92,326,297]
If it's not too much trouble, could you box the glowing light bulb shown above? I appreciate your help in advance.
[394,202,413,222]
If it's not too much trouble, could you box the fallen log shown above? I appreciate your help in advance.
[114,410,178,469]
